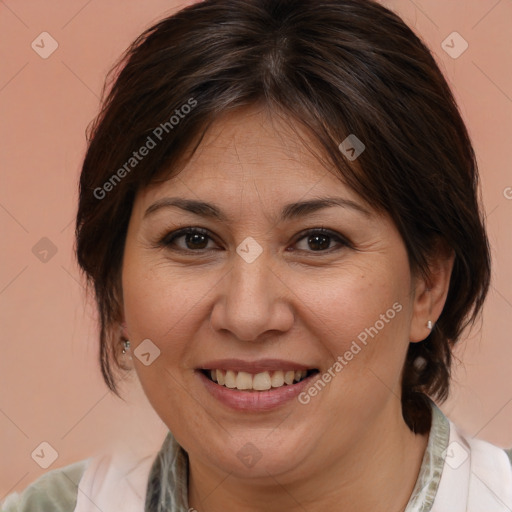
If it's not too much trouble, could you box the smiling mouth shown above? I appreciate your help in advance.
[200,368,319,391]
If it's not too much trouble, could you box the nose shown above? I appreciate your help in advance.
[209,249,295,342]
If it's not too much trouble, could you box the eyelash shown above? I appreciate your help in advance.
[158,227,352,254]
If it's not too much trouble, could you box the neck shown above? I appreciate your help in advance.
[187,402,429,512]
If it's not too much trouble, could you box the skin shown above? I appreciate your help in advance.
[120,104,454,512]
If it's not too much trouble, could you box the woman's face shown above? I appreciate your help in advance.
[122,105,430,481]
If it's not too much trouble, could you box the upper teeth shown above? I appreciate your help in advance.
[209,369,308,391]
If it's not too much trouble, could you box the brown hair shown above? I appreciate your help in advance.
[76,0,490,434]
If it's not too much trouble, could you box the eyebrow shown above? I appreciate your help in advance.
[144,196,371,222]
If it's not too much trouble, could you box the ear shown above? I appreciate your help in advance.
[120,319,130,341]
[409,242,455,342]
[118,298,129,339]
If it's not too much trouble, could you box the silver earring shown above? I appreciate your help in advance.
[122,340,130,354]
[427,320,433,330]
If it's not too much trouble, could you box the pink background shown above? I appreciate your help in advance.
[1,0,511,497]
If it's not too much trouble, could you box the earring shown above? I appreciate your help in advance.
[122,340,130,354]
[427,320,433,330]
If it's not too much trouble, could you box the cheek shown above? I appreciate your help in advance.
[121,258,214,418]
[121,254,219,363]
[294,262,411,377]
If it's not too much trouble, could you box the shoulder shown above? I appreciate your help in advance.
[1,459,90,512]
[506,447,512,467]
[440,408,512,475]
[451,423,512,508]
[464,433,512,472]
[450,419,512,477]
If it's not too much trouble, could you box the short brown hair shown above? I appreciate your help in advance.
[76,0,491,434]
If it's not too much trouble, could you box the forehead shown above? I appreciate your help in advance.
[148,105,359,203]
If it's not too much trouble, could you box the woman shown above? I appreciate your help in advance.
[2,0,511,510]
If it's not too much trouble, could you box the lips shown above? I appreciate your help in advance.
[197,364,320,411]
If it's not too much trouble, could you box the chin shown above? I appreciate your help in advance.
[193,429,316,481]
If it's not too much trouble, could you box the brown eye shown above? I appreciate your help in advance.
[161,227,218,251]
[306,233,331,251]
[183,231,209,250]
[160,227,350,254]
[293,228,350,253]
